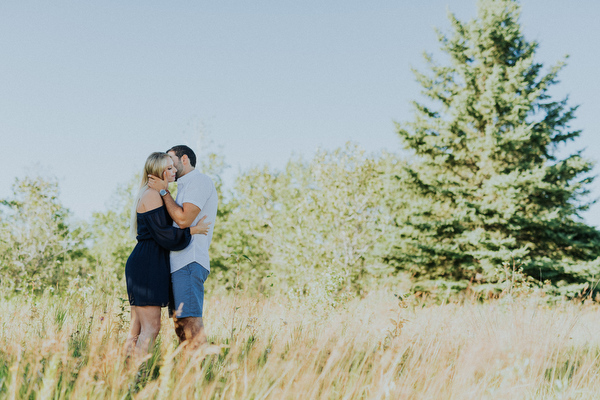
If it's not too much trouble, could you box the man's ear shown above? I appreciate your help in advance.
[181,154,189,165]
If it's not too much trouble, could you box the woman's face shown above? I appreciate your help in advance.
[164,159,177,183]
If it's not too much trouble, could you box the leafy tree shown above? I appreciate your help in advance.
[0,176,90,293]
[215,144,396,298]
[385,0,600,289]
[88,176,138,292]
[208,164,275,288]
[194,150,234,273]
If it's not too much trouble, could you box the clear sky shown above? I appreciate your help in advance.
[1,0,599,226]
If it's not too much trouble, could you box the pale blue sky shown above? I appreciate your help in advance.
[1,1,599,226]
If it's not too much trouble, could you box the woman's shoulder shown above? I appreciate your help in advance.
[137,189,164,213]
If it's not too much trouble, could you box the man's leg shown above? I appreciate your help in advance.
[171,262,209,349]
[173,316,207,348]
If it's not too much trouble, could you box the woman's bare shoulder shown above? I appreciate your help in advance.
[137,189,164,213]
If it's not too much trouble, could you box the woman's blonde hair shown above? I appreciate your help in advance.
[130,152,172,238]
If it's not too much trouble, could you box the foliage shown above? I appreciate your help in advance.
[0,176,90,293]
[88,175,138,293]
[385,0,600,287]
[212,143,397,298]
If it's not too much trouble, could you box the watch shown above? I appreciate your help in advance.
[159,189,169,197]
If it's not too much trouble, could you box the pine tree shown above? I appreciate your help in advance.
[386,0,600,288]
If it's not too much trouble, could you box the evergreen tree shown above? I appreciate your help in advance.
[386,0,600,288]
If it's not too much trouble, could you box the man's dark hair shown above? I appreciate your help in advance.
[167,145,197,167]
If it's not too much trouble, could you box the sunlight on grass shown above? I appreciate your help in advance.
[1,289,600,399]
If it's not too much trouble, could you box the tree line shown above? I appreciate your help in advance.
[2,0,599,300]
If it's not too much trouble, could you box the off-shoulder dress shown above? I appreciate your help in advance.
[125,205,191,307]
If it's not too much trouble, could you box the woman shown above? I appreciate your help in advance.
[124,152,210,354]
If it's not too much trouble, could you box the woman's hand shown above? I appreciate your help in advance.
[190,215,211,235]
[147,172,168,192]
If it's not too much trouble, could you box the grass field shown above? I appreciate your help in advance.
[1,287,600,399]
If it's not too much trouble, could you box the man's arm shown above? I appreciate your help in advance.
[163,195,200,229]
[148,173,201,228]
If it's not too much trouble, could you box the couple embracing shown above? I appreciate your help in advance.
[124,145,218,355]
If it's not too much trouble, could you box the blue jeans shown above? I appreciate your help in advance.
[169,262,209,318]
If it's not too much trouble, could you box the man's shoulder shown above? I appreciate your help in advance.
[189,170,215,187]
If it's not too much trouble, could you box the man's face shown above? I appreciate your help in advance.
[168,151,185,180]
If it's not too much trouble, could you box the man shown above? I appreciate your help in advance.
[147,145,218,348]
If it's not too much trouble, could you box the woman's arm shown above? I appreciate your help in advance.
[141,190,193,251]
[142,199,210,251]
[143,210,192,251]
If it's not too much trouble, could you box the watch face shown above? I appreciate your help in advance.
[160,189,167,196]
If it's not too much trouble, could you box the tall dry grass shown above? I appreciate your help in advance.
[1,288,600,399]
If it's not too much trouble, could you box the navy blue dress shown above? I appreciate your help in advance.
[125,205,191,307]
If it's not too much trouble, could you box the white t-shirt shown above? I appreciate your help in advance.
[170,169,218,273]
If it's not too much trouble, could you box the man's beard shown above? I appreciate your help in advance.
[175,165,184,180]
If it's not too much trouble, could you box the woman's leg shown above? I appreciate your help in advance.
[134,306,162,353]
[124,306,141,354]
